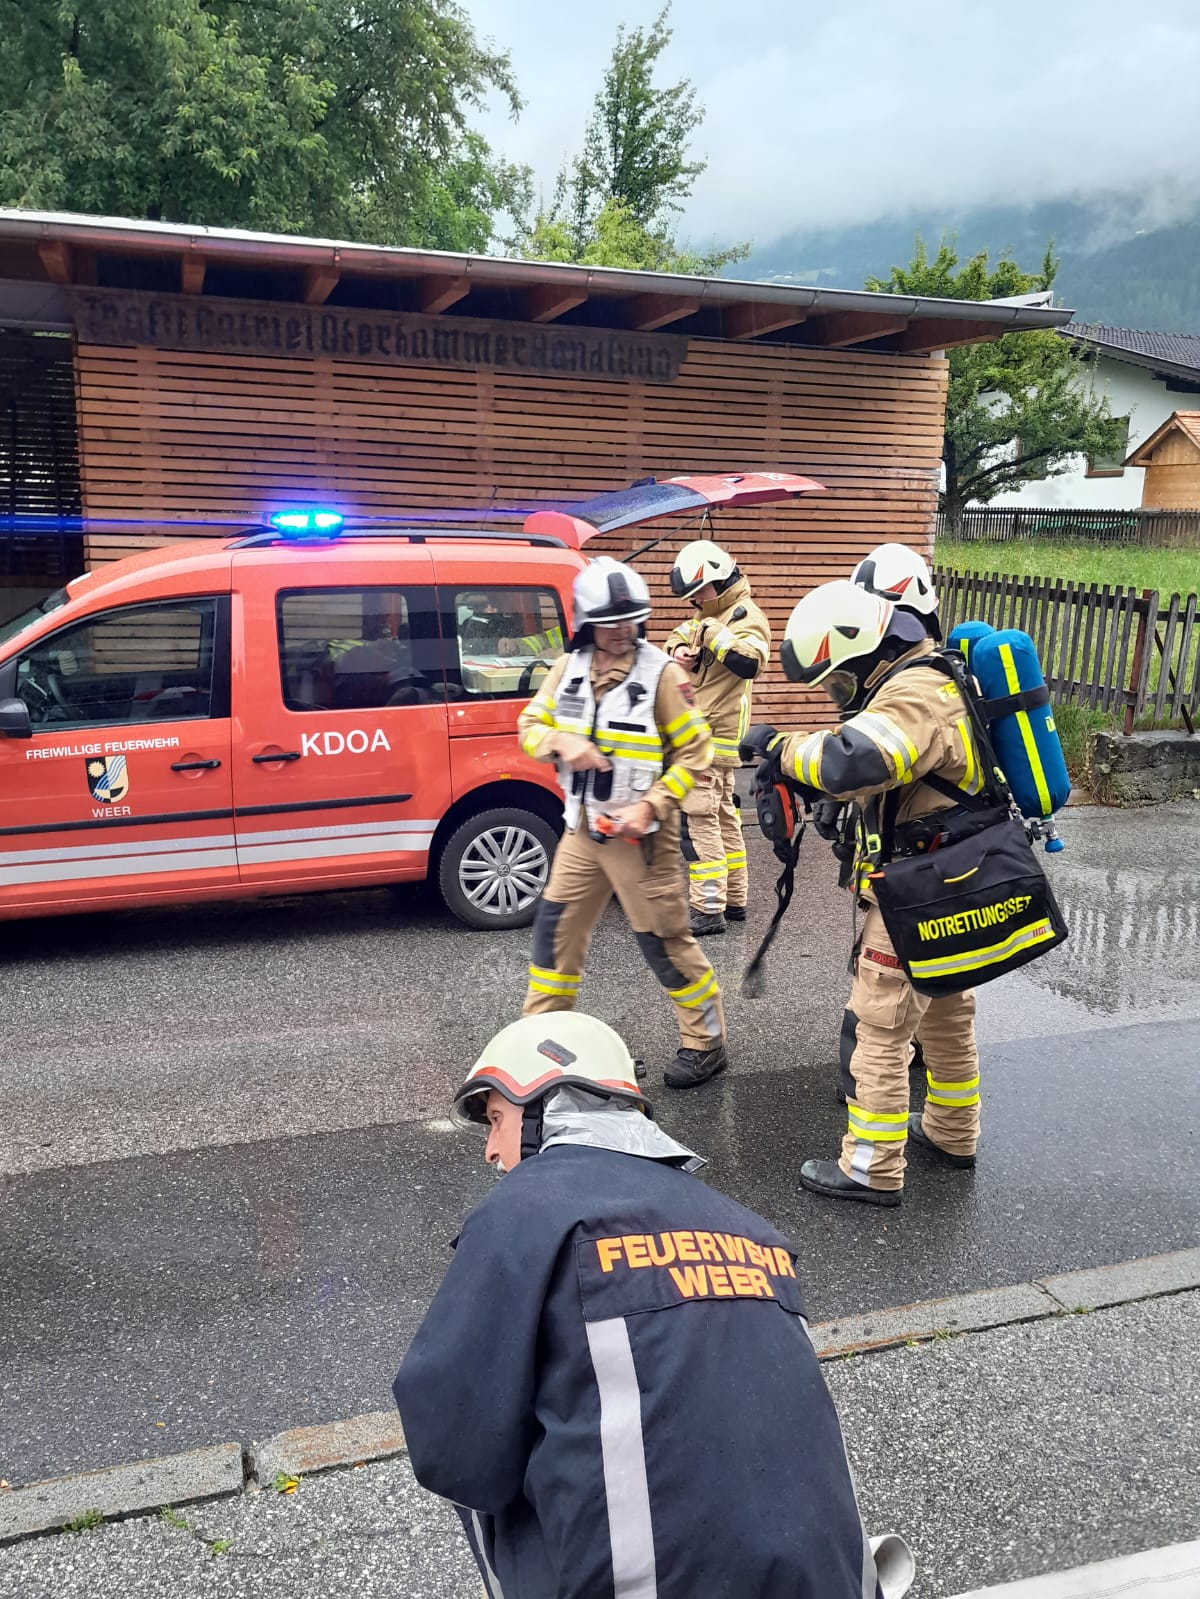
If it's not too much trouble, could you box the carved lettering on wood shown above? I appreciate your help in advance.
[68,289,687,384]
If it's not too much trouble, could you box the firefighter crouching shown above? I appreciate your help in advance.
[664,539,771,936]
[744,578,983,1206]
[393,1012,913,1599]
[517,557,729,1089]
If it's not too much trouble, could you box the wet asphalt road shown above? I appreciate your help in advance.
[2,801,1198,1485]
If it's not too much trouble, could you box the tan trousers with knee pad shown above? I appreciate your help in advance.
[840,905,980,1190]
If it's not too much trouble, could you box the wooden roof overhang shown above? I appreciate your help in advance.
[0,209,1073,356]
[1124,410,1200,467]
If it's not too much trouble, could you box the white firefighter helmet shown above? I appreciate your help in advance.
[670,539,738,600]
[780,578,895,710]
[572,557,652,630]
[851,542,941,638]
[452,1012,651,1126]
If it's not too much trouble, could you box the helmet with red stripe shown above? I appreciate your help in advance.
[452,1014,651,1135]
[851,542,941,640]
[780,579,897,713]
[670,539,739,601]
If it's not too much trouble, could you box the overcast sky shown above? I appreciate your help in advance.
[465,0,1200,249]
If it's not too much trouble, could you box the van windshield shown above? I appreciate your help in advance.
[0,589,68,647]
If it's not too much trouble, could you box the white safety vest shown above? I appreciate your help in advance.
[552,643,671,835]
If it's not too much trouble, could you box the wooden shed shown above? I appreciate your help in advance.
[1125,411,1200,510]
[0,209,1070,723]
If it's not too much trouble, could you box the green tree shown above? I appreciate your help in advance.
[518,4,746,274]
[868,238,1127,528]
[0,0,528,251]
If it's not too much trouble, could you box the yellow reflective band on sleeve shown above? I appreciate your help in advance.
[662,765,694,801]
[925,1072,981,1106]
[666,713,709,749]
[669,968,719,1007]
[854,711,919,784]
[712,736,742,761]
[527,965,582,995]
[847,1105,909,1142]
[909,918,1055,980]
[955,716,984,795]
[520,727,548,757]
[793,731,825,789]
[999,642,1052,815]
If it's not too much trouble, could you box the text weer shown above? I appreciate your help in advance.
[593,1230,796,1302]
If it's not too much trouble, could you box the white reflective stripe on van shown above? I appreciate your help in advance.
[0,833,238,867]
[0,850,239,886]
[0,817,440,887]
[237,831,434,865]
[236,818,438,846]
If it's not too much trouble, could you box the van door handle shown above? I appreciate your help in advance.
[171,759,222,771]
[252,750,302,763]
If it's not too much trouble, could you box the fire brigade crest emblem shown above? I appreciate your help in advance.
[85,755,129,803]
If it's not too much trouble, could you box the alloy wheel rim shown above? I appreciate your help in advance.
[458,824,549,917]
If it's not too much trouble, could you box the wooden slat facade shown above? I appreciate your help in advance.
[74,334,947,727]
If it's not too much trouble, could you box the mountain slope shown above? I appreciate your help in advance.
[744,202,1200,331]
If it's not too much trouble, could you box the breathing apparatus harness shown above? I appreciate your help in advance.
[737,646,1052,998]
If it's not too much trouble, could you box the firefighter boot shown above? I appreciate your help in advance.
[689,908,727,936]
[799,1158,902,1207]
[724,905,747,923]
[664,1042,729,1089]
[906,1113,976,1168]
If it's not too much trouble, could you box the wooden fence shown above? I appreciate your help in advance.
[934,567,1200,732]
[936,506,1200,547]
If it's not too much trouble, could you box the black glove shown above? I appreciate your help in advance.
[739,724,783,768]
[813,799,845,843]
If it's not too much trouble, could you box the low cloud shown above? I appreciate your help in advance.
[467,0,1200,248]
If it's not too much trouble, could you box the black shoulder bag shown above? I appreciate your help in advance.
[866,653,1068,998]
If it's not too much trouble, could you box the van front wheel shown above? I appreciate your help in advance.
[438,807,557,930]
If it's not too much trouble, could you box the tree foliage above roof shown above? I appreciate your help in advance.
[516,5,747,276]
[868,238,1128,523]
[0,0,530,252]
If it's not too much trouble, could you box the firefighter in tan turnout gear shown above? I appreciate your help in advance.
[518,558,729,1089]
[744,578,983,1205]
[664,540,771,935]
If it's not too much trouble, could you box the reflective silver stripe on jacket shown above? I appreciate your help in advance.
[585,1317,658,1598]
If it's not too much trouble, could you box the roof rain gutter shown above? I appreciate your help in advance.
[0,210,1074,334]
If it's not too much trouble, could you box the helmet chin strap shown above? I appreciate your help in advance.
[520,1100,545,1161]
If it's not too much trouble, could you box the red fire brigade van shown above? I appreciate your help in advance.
[0,473,819,930]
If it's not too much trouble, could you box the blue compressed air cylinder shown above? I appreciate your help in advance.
[968,629,1071,819]
[946,620,995,667]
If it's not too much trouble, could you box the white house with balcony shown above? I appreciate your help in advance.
[986,325,1200,510]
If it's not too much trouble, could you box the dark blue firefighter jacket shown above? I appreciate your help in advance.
[393,1144,882,1599]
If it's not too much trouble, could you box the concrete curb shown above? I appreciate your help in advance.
[3,1246,1198,1544]
[247,1410,407,1486]
[809,1245,1200,1360]
[809,1280,1057,1358]
[0,1443,243,1545]
[946,1535,1200,1596]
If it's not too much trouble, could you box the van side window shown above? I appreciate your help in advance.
[15,599,223,731]
[277,587,440,712]
[448,587,566,701]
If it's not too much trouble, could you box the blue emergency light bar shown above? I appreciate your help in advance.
[269,508,345,536]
